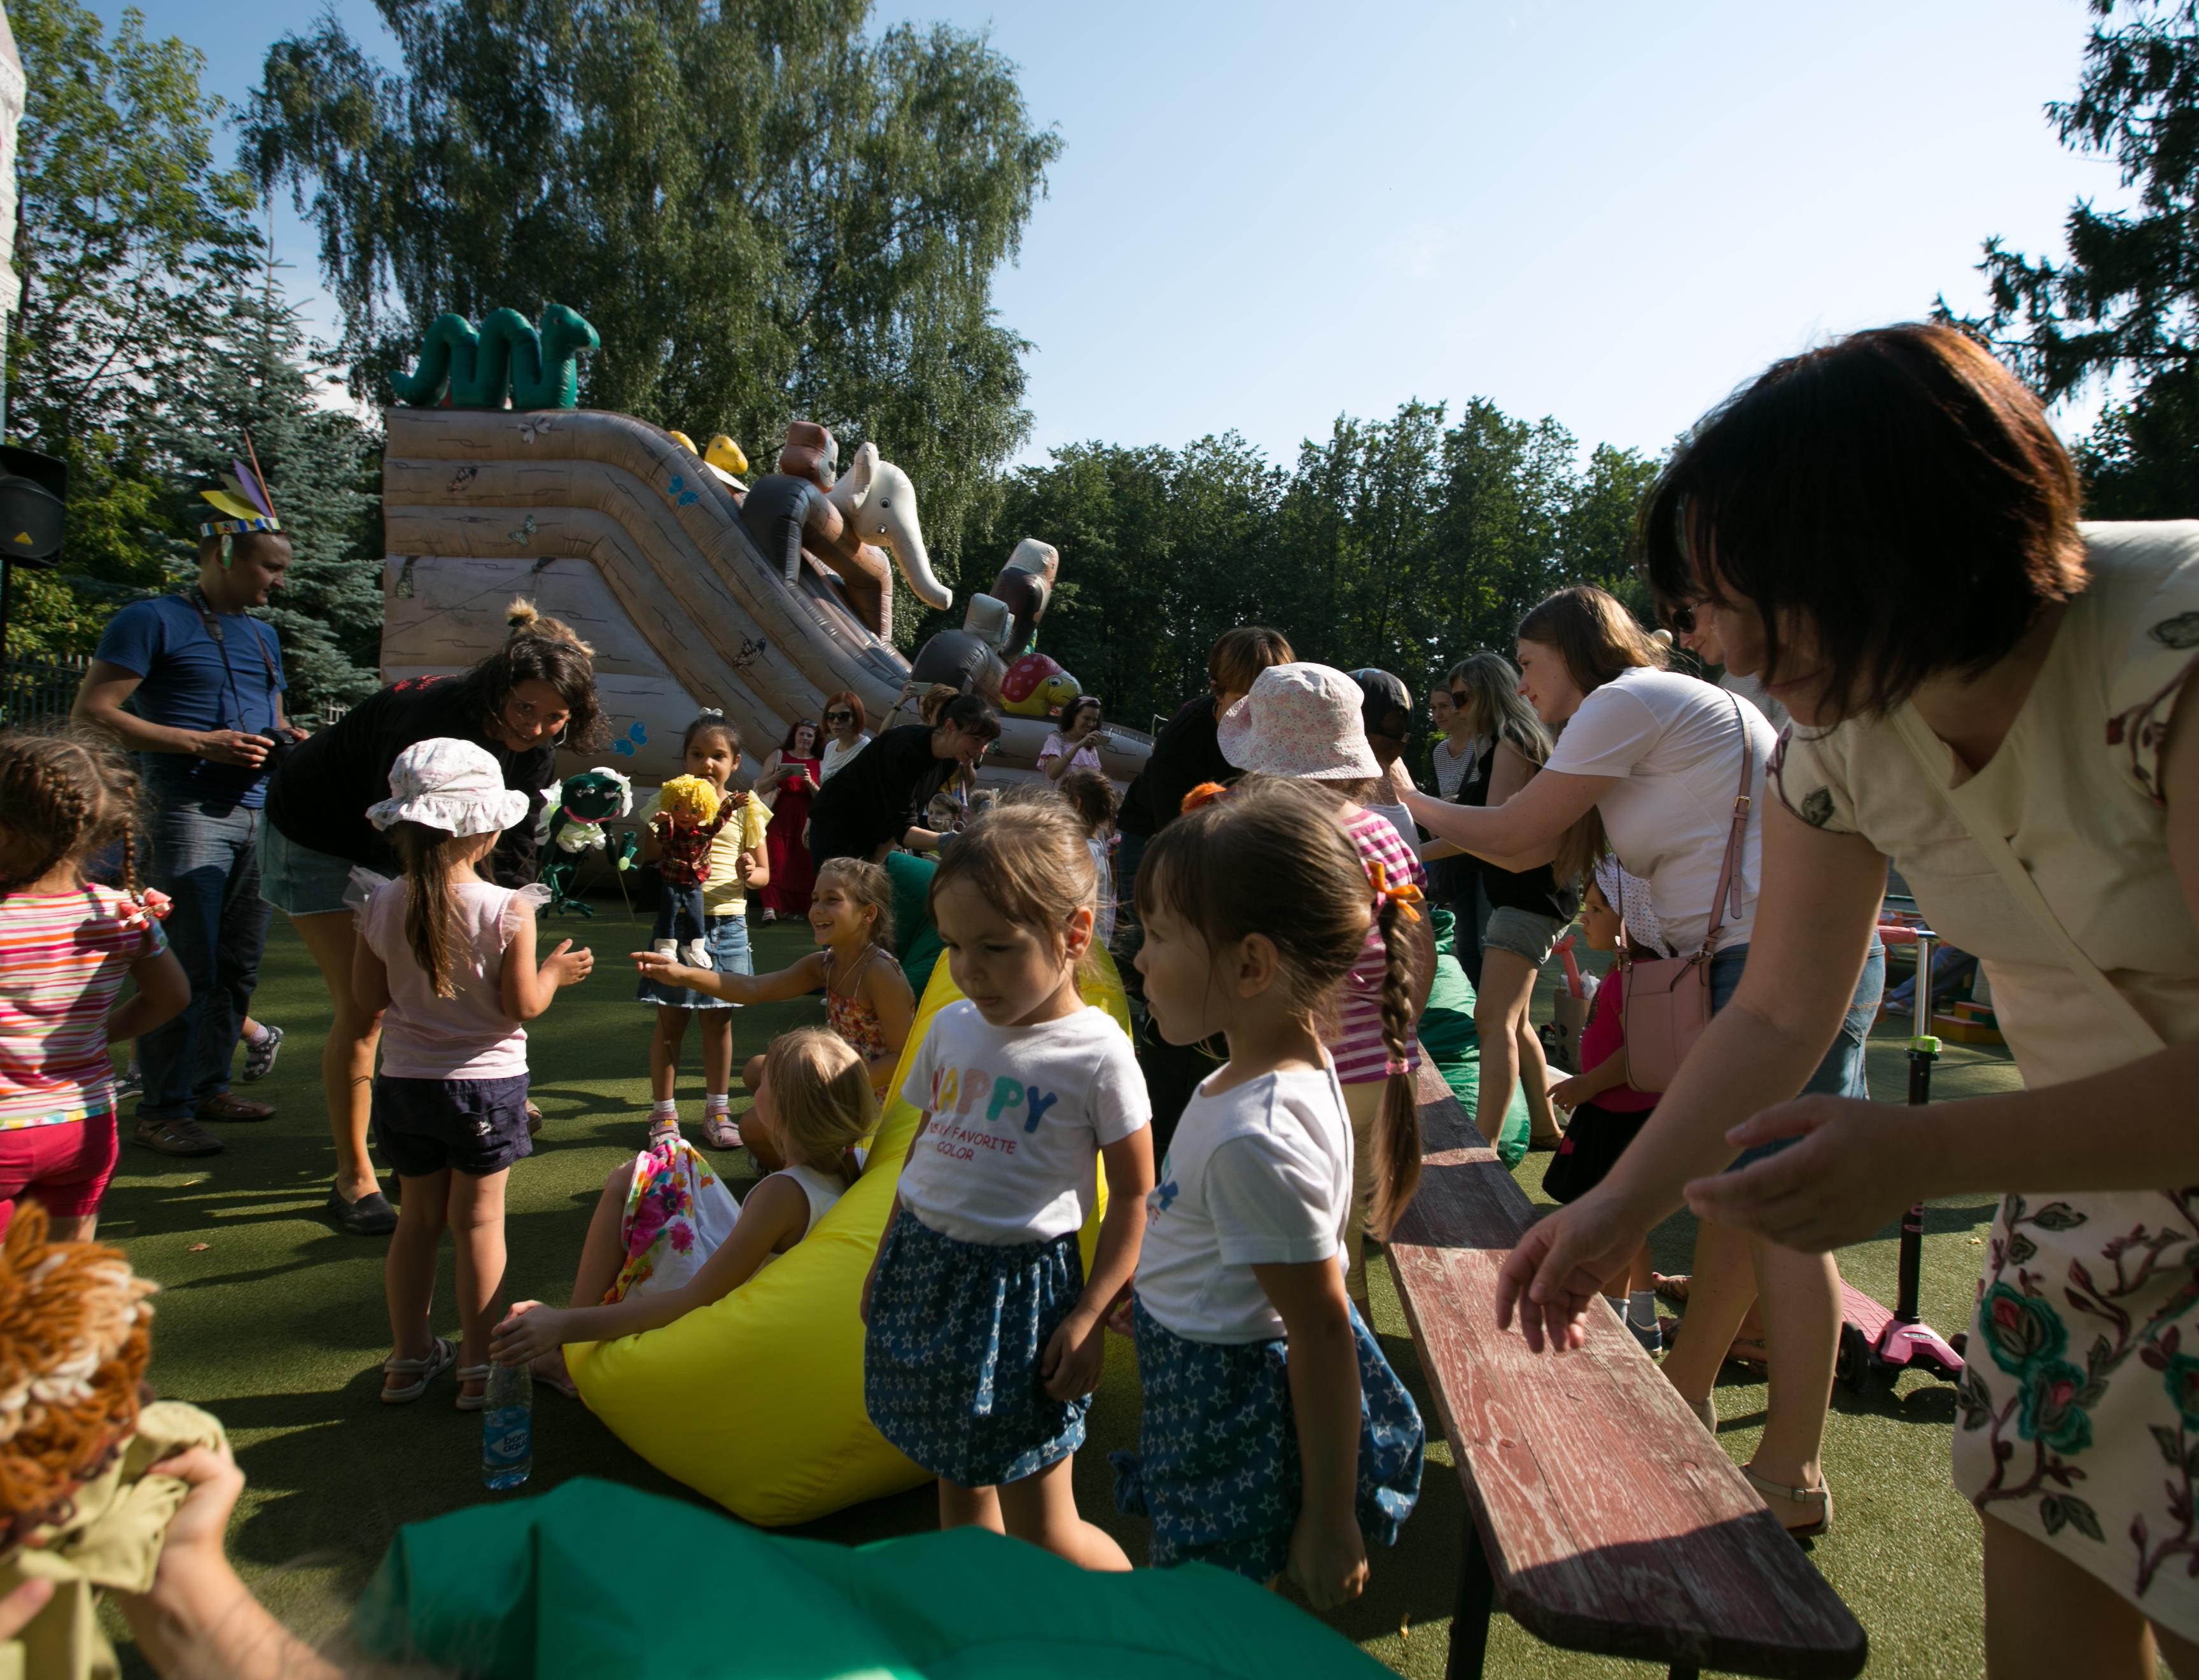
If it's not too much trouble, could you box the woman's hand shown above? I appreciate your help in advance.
[1040,1306,1106,1401]
[1287,1509,1369,1609]
[490,1301,567,1366]
[1493,1187,1659,1353]
[1683,1095,1932,1252]
[541,939,594,988]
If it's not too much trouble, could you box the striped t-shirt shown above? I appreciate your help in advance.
[0,884,164,1129]
[1330,808,1426,1086]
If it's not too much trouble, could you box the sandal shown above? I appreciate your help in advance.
[525,1101,543,1138]
[531,1351,580,1401]
[133,1116,225,1158]
[381,1336,456,1404]
[646,1117,681,1147]
[1742,1463,1832,1538]
[701,1112,741,1150]
[454,1363,492,1411]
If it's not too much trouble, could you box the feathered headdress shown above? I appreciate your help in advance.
[196,433,281,552]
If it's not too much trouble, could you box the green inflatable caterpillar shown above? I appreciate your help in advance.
[391,304,600,410]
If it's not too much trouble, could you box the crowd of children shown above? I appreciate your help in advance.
[0,676,1483,1609]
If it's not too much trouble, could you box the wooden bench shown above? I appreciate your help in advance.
[1386,1066,1869,1680]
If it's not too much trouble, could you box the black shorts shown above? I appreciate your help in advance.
[372,1074,533,1178]
[1541,1099,1654,1205]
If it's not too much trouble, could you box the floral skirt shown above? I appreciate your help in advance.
[607,1138,740,1303]
[1955,1187,2199,1639]
[863,1208,1087,1489]
[1111,1296,1424,1579]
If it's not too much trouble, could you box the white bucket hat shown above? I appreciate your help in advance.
[1218,663,1383,781]
[1593,854,1669,957]
[367,738,532,837]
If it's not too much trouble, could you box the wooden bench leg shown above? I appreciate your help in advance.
[1446,1509,1495,1680]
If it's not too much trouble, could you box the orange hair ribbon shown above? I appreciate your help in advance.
[1367,859,1423,923]
[1179,781,1230,814]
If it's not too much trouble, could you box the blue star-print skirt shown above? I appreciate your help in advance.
[1111,1296,1424,1580]
[863,1207,1089,1489]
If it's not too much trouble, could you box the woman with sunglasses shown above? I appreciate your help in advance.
[818,691,872,783]
[1427,661,1496,984]
[1666,602,1790,733]
[262,603,604,1234]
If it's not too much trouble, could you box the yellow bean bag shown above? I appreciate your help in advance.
[566,952,1129,1527]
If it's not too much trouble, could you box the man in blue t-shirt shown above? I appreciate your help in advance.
[74,528,294,1157]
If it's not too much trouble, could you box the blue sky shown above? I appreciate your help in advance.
[116,0,2120,465]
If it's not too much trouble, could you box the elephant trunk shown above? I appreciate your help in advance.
[890,528,952,611]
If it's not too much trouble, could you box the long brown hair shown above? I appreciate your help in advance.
[458,599,607,750]
[1136,780,1423,1236]
[385,820,481,999]
[815,856,895,951]
[1515,588,1661,884]
[1444,652,1549,766]
[0,729,143,898]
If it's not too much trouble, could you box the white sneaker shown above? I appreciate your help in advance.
[653,939,678,960]
[682,939,711,968]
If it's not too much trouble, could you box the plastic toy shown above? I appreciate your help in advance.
[389,304,600,410]
[541,767,636,916]
[565,952,1129,1526]
[1000,651,1079,718]
[1835,920,1965,1391]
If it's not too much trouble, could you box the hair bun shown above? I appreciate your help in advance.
[505,598,540,631]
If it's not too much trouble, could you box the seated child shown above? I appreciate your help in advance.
[1542,860,1663,1352]
[634,857,914,1103]
[491,1028,874,1397]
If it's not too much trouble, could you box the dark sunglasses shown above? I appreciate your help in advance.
[1665,603,1698,634]
[824,709,855,722]
[1447,689,1470,707]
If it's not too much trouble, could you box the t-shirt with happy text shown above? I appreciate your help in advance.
[897,1000,1150,1245]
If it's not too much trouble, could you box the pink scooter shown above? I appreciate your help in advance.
[1834,920,1965,1390]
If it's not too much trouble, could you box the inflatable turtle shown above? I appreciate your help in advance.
[1000,651,1079,719]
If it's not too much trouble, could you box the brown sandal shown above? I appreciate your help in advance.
[133,1116,225,1157]
[1743,1463,1832,1538]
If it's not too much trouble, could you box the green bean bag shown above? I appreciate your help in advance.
[1418,907,1530,1166]
[355,1478,1393,1679]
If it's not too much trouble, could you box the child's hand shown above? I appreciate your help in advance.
[1105,1294,1136,1338]
[1287,1509,1369,1610]
[542,939,594,988]
[490,1302,565,1366]
[1040,1306,1106,1401]
[1548,1073,1588,1112]
[632,949,697,988]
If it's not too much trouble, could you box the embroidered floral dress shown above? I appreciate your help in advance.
[1771,522,2199,1634]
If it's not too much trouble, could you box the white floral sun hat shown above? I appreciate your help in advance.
[367,738,531,837]
[1218,663,1383,781]
[1593,853,1669,957]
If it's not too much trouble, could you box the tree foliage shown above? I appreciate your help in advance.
[1946,0,2199,517]
[245,0,1060,596]
[2,0,383,703]
[956,402,1661,731]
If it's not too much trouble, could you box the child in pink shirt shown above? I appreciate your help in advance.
[1544,863,1664,1352]
[0,732,188,1236]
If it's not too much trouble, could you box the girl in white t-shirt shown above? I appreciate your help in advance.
[490,1028,872,1397]
[1115,778,1423,1605]
[860,797,1154,1569]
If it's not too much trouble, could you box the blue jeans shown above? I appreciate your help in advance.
[1709,941,1885,1168]
[138,799,272,1120]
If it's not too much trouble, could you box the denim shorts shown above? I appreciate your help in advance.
[1482,906,1565,967]
[258,823,357,917]
[372,1074,533,1177]
[1710,942,1886,1170]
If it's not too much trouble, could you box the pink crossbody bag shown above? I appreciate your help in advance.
[1617,694,1754,1093]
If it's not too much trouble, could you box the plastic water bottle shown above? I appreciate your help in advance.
[480,1359,533,1490]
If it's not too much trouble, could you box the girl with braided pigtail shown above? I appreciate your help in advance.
[0,732,190,1238]
[1114,778,1423,1606]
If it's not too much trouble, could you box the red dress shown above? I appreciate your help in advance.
[760,755,823,916]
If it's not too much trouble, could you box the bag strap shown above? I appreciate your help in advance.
[1694,693,1755,957]
[1890,704,2165,1055]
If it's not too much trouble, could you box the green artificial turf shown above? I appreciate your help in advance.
[102,918,2014,1675]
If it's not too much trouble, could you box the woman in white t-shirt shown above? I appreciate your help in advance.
[818,690,872,782]
[1401,585,1882,1537]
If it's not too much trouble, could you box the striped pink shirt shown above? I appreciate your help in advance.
[0,885,164,1129]
[1330,808,1425,1086]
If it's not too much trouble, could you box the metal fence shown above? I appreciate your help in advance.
[1,654,87,729]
